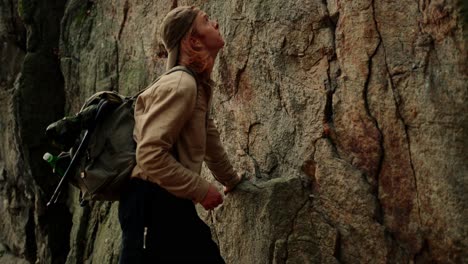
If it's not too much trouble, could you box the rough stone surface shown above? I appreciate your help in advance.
[0,0,466,263]
[0,0,29,263]
[0,0,71,263]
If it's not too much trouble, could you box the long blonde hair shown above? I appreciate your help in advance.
[178,14,214,79]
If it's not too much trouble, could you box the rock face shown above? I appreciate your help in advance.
[0,0,466,263]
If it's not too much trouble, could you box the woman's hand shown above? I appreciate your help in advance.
[201,173,245,210]
[223,173,244,195]
[200,184,223,210]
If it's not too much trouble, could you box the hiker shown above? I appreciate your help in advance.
[118,6,243,263]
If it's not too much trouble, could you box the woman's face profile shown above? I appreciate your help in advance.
[192,11,225,52]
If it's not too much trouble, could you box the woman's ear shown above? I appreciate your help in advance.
[190,36,203,50]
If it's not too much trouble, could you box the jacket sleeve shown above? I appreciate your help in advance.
[133,73,210,203]
[204,118,240,188]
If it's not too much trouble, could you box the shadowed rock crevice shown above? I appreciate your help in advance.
[371,0,428,257]
[284,198,309,263]
[113,39,119,92]
[332,230,342,263]
[245,122,263,179]
[362,36,383,184]
[24,208,37,263]
[9,0,71,263]
[366,0,385,226]
[66,205,91,264]
[371,0,423,229]
[118,0,129,40]
[275,78,290,116]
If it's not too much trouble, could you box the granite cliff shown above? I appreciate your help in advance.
[0,0,467,263]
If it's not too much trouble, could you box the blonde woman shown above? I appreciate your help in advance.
[118,6,242,263]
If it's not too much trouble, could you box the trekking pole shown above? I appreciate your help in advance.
[47,99,110,206]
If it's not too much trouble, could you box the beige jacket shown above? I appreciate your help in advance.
[131,69,239,202]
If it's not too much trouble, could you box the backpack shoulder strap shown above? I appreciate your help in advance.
[130,66,196,100]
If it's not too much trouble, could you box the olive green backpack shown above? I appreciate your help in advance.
[46,66,195,206]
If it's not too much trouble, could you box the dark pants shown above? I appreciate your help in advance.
[118,178,225,264]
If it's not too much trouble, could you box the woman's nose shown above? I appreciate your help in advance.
[213,20,219,29]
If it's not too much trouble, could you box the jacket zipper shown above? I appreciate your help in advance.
[143,227,148,249]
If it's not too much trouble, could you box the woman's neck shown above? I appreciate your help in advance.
[204,51,218,77]
[178,51,217,80]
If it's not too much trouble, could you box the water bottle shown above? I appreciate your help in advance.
[43,152,65,176]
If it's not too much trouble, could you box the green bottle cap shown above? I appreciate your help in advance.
[43,152,54,163]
